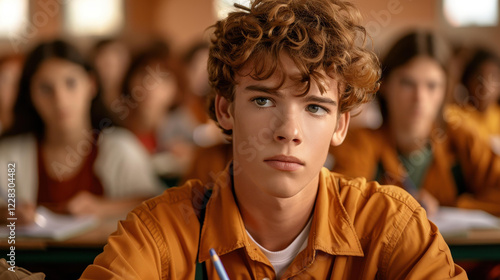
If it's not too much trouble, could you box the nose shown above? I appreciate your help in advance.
[413,84,426,104]
[52,86,70,110]
[273,112,303,145]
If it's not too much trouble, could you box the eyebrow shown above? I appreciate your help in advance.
[245,85,282,96]
[245,85,337,106]
[304,95,337,106]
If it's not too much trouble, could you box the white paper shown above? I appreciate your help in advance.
[1,206,98,241]
[430,207,500,238]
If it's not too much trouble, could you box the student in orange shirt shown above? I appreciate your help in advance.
[331,31,500,217]
[445,48,500,154]
[81,1,466,279]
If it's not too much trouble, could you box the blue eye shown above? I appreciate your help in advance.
[253,97,273,107]
[307,104,327,115]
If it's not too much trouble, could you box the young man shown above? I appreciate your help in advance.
[80,0,467,279]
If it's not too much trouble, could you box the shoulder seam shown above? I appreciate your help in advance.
[132,206,171,280]
[380,206,422,278]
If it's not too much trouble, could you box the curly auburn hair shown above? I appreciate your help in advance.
[207,0,380,135]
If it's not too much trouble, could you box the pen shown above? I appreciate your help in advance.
[209,248,230,280]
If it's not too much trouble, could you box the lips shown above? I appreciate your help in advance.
[264,155,304,172]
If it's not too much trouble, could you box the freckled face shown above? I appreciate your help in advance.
[216,54,349,198]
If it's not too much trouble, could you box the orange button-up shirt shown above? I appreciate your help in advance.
[80,166,466,279]
[330,124,500,216]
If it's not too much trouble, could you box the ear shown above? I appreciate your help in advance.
[331,112,350,146]
[215,94,234,131]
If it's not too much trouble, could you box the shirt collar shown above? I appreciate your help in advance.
[198,164,364,263]
[309,168,364,257]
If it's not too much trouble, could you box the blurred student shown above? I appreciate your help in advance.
[181,142,232,185]
[183,41,226,148]
[81,1,466,278]
[331,31,500,216]
[445,48,500,154]
[119,43,194,178]
[0,54,23,135]
[0,40,163,224]
[91,38,130,115]
[180,42,231,185]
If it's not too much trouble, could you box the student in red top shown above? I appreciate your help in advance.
[0,40,163,224]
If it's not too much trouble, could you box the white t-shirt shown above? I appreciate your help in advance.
[246,218,313,279]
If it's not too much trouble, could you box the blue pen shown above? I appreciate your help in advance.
[209,248,230,280]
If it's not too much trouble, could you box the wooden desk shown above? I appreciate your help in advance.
[444,230,500,261]
[2,217,499,278]
[0,219,117,279]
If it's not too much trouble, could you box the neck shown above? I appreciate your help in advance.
[43,121,93,147]
[390,125,429,156]
[125,113,159,135]
[234,171,318,251]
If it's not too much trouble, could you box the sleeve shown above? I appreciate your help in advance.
[0,135,38,205]
[94,128,165,199]
[448,123,500,195]
[79,210,164,280]
[330,128,378,179]
[383,207,468,280]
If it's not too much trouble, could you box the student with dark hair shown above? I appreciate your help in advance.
[91,38,131,114]
[0,40,163,223]
[81,2,466,279]
[445,48,500,154]
[331,31,500,217]
[119,42,195,178]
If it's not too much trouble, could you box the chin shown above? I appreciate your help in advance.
[261,174,307,198]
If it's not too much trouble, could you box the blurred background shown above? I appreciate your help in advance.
[0,0,499,55]
[1,0,500,279]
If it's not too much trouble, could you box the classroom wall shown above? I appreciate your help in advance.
[0,0,499,57]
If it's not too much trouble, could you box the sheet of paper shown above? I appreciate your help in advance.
[430,207,500,238]
[1,206,98,241]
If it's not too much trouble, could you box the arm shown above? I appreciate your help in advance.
[383,207,467,280]
[66,191,147,219]
[79,209,164,280]
[95,128,165,199]
[448,123,500,195]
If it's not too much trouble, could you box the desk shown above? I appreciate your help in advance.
[0,219,116,279]
[445,231,500,261]
[1,217,500,278]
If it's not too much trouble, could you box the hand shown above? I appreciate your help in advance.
[17,203,36,225]
[67,191,144,219]
[66,191,104,218]
[490,135,500,155]
[1,203,36,225]
[416,189,440,218]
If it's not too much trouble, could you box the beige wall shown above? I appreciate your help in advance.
[0,0,499,57]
